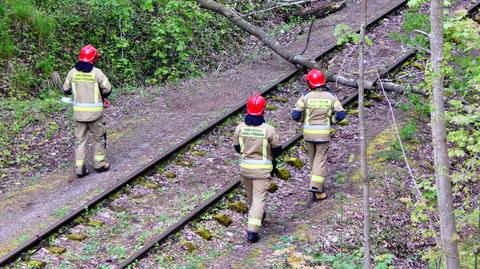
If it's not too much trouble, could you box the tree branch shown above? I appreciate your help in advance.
[197,0,426,96]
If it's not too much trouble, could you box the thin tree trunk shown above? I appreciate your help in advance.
[429,0,460,268]
[358,0,370,268]
[196,0,426,96]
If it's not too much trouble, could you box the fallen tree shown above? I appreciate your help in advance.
[197,0,426,96]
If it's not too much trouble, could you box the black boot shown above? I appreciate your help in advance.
[247,231,260,243]
[76,165,89,178]
[95,162,111,173]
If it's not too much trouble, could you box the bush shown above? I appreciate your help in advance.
[0,0,252,98]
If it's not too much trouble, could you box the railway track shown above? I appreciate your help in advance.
[125,2,478,267]
[0,1,444,267]
[115,48,417,269]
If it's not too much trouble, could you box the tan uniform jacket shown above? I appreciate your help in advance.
[293,90,344,142]
[234,123,281,179]
[63,67,112,122]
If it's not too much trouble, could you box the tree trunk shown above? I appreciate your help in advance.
[287,1,346,20]
[196,0,426,96]
[358,0,370,268]
[429,0,460,267]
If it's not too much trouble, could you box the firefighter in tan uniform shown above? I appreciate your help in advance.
[234,94,282,243]
[63,45,112,178]
[292,69,346,203]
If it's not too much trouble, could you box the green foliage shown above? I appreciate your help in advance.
[377,140,402,161]
[0,89,63,148]
[389,12,430,48]
[400,121,417,141]
[396,5,480,267]
[333,24,373,46]
[0,33,14,59]
[406,0,428,9]
[311,252,361,269]
[0,0,245,98]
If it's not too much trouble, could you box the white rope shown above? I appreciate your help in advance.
[375,70,440,245]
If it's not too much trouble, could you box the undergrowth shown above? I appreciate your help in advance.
[389,0,480,267]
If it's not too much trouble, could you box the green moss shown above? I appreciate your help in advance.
[267,181,278,193]
[228,201,248,214]
[270,96,289,103]
[213,213,233,227]
[47,246,66,254]
[195,227,212,240]
[285,157,304,168]
[175,160,193,167]
[367,92,384,101]
[138,181,160,189]
[66,233,86,241]
[364,101,374,108]
[164,171,177,178]
[277,168,291,180]
[72,216,86,224]
[180,240,196,252]
[87,220,105,228]
[25,260,46,268]
[192,150,208,156]
[265,104,278,111]
[346,109,358,116]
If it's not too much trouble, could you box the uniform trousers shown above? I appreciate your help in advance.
[75,116,107,172]
[305,141,329,191]
[241,175,269,232]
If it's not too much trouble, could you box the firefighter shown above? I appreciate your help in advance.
[63,45,112,178]
[291,69,346,203]
[233,94,282,243]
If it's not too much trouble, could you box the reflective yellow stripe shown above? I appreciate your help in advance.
[94,83,99,104]
[262,138,267,160]
[311,175,325,183]
[72,83,77,103]
[94,155,105,162]
[297,100,305,109]
[240,163,273,169]
[73,106,103,112]
[305,109,310,125]
[239,137,244,154]
[76,160,84,167]
[303,129,331,134]
[248,218,262,226]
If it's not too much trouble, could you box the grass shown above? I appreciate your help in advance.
[53,206,71,218]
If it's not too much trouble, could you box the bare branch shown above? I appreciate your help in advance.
[197,0,426,95]
[299,17,316,55]
[241,0,311,17]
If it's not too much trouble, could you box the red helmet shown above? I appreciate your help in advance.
[306,69,326,88]
[79,44,99,64]
[247,94,266,116]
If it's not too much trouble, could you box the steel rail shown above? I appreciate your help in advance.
[116,48,418,268]
[0,1,408,266]
[467,0,480,15]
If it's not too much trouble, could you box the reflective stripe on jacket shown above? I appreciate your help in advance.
[234,123,281,178]
[63,67,112,122]
[293,90,344,142]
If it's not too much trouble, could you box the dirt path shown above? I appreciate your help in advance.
[0,0,404,256]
